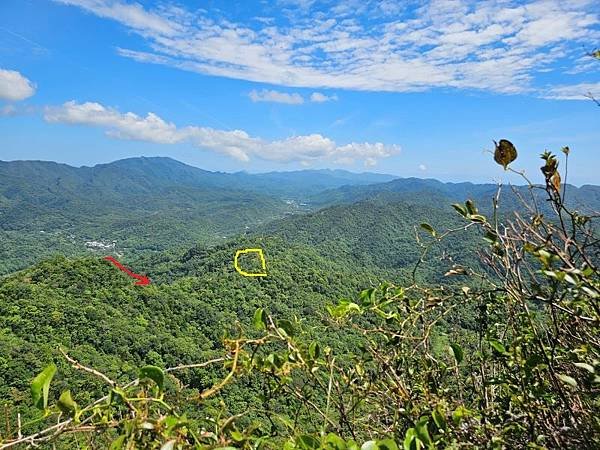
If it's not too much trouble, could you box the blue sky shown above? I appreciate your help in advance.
[0,0,599,184]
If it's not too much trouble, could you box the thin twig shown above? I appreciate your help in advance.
[165,357,228,373]
[59,349,115,387]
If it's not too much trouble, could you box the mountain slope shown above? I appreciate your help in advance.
[311,176,600,214]
[0,157,398,275]
[256,192,482,281]
[2,156,598,277]
[0,157,396,203]
[0,235,380,402]
[0,158,285,274]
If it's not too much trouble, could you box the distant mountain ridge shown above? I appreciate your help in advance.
[0,157,397,274]
[5,156,598,204]
[311,176,600,213]
[1,156,599,276]
[1,157,398,199]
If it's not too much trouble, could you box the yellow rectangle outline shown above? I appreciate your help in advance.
[234,248,267,277]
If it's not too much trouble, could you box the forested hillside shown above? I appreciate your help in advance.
[312,176,600,213]
[0,234,390,448]
[0,158,396,275]
[0,149,598,449]
[3,157,598,278]
[4,0,600,445]
[258,193,482,281]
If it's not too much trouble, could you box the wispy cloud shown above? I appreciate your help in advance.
[249,89,304,104]
[54,0,179,36]
[0,104,17,116]
[310,92,338,102]
[0,68,36,101]
[44,100,399,166]
[541,82,600,100]
[55,0,599,95]
[248,89,338,104]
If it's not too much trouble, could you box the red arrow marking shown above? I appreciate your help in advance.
[104,256,151,286]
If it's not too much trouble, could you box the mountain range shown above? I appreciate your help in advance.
[0,155,598,448]
[1,156,598,275]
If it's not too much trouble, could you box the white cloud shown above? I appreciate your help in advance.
[44,100,399,165]
[0,105,17,116]
[542,82,600,100]
[45,101,182,143]
[249,89,304,104]
[54,0,179,36]
[310,92,338,102]
[0,69,36,101]
[419,164,427,171]
[55,0,600,95]
[247,89,338,104]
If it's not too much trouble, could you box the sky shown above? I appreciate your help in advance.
[0,0,599,184]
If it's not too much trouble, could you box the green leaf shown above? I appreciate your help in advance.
[359,288,377,306]
[277,319,295,337]
[253,308,267,330]
[414,417,432,445]
[230,430,245,442]
[494,139,518,169]
[31,363,57,410]
[361,441,378,450]
[377,439,399,450]
[557,373,578,388]
[309,342,320,360]
[346,440,360,450]
[110,387,127,405]
[452,405,470,425]
[483,231,498,244]
[449,343,464,364]
[57,390,77,416]
[328,300,361,319]
[266,353,284,369]
[164,415,184,430]
[403,429,416,450]
[297,434,320,449]
[489,339,506,355]
[581,286,599,299]
[573,362,594,374]
[465,199,477,215]
[451,203,468,217]
[139,365,165,391]
[470,214,487,224]
[324,433,346,450]
[109,435,126,450]
[432,406,447,431]
[420,223,436,237]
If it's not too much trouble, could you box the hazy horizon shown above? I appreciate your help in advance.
[3,154,600,187]
[1,0,599,185]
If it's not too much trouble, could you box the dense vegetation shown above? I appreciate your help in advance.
[0,147,598,449]
[2,156,598,277]
[0,158,397,275]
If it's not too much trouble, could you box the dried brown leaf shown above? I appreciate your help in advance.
[494,139,518,169]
